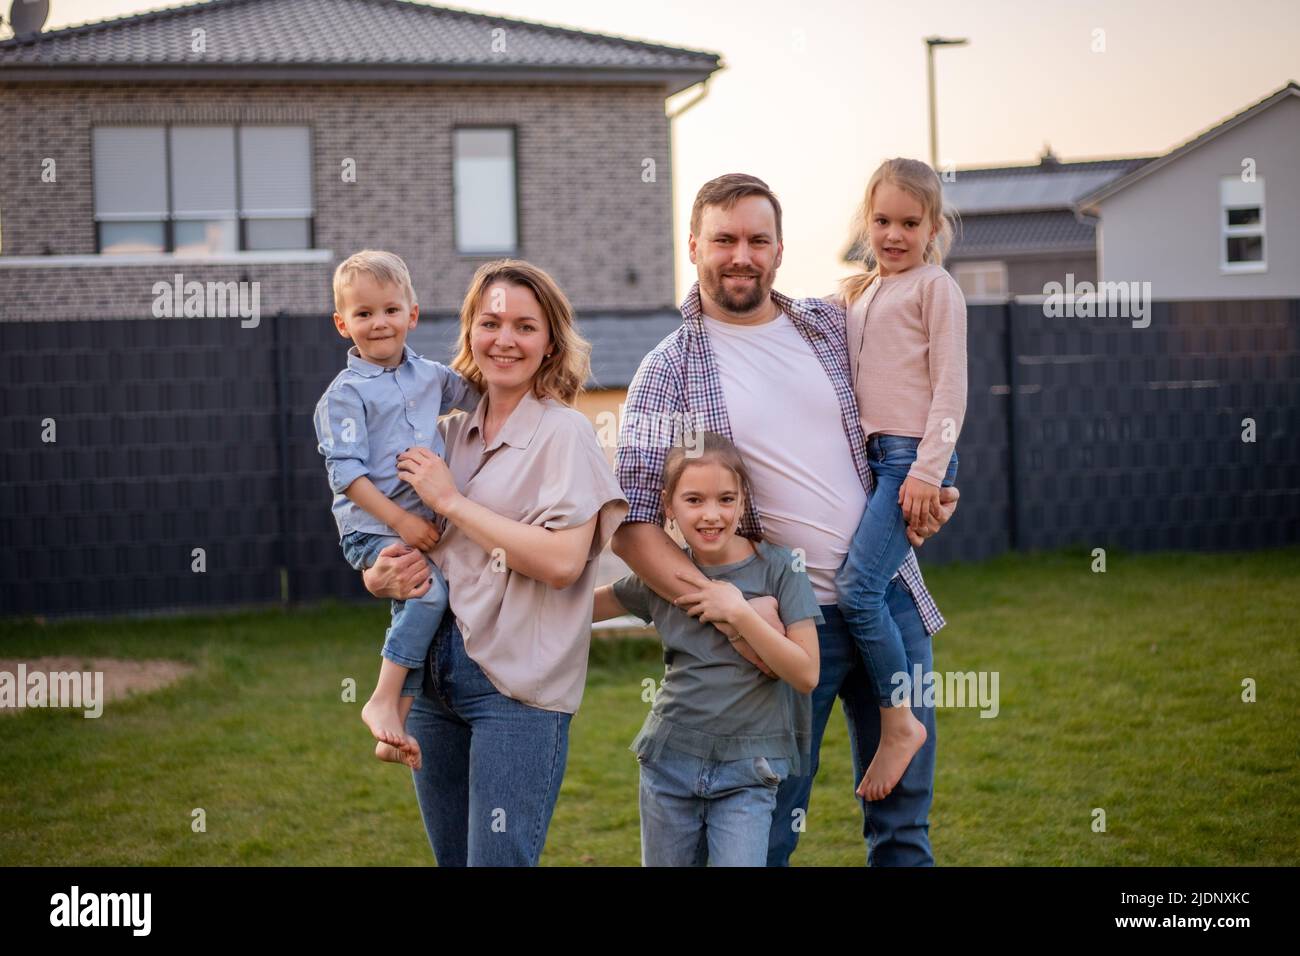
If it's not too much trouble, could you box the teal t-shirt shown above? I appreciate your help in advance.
[612,540,823,775]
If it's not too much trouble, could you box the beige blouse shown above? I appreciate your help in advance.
[432,388,628,714]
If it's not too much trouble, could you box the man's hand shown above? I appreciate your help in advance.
[906,484,960,548]
[362,542,433,599]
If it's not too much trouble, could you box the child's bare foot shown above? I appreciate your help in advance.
[362,698,422,770]
[373,738,421,770]
[856,707,927,802]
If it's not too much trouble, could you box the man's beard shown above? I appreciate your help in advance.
[703,266,770,314]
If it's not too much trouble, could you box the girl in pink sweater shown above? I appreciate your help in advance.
[833,158,967,802]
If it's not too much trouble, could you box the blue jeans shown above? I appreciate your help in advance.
[341,530,449,697]
[836,435,957,704]
[638,745,790,867]
[768,592,937,866]
[406,616,572,866]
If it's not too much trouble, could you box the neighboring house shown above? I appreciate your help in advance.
[843,149,1152,298]
[1075,80,1300,299]
[0,0,713,402]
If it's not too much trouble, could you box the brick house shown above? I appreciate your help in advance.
[0,0,717,334]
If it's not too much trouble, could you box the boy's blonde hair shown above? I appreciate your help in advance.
[451,259,592,406]
[333,250,418,313]
[839,158,957,306]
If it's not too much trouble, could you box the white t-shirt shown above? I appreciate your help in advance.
[701,309,867,604]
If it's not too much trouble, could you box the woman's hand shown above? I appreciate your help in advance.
[396,447,460,515]
[673,571,750,627]
[362,542,434,600]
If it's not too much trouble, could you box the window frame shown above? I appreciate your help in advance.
[1219,175,1266,274]
[92,122,316,256]
[451,124,521,257]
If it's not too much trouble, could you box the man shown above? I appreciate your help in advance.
[612,173,959,866]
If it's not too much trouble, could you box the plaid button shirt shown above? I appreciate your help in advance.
[614,280,945,635]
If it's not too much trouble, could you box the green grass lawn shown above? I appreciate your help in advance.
[2,547,1297,866]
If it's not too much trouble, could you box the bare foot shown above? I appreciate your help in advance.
[373,739,421,770]
[362,698,422,770]
[856,708,927,802]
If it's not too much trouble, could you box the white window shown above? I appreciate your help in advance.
[951,260,1008,297]
[454,128,518,254]
[93,127,168,254]
[1220,176,1265,272]
[93,125,313,254]
[239,126,313,251]
[170,126,238,255]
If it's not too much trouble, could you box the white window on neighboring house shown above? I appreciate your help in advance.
[93,125,313,254]
[951,260,1008,297]
[1220,176,1266,272]
[453,127,518,255]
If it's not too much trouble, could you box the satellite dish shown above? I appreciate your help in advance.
[9,0,50,36]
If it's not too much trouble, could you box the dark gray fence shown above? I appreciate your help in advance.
[920,297,1300,564]
[2,299,1297,618]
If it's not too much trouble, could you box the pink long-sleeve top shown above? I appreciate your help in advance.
[842,262,968,487]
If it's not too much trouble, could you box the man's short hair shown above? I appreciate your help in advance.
[333,250,417,313]
[689,173,783,242]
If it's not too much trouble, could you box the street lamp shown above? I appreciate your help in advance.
[925,36,969,170]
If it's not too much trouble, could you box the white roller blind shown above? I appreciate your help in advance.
[239,126,312,216]
[93,127,167,219]
[454,128,517,253]
[170,126,237,218]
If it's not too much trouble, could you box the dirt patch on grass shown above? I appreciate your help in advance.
[0,657,196,713]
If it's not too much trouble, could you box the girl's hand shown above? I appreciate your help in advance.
[673,571,749,627]
[396,447,460,514]
[899,475,941,529]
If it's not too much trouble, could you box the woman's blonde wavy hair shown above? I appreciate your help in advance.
[451,259,592,406]
[839,158,958,306]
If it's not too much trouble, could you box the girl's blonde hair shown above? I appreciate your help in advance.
[451,259,592,406]
[839,158,957,306]
[661,431,760,541]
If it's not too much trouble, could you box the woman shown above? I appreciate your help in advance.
[362,260,627,866]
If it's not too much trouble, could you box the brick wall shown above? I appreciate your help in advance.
[0,81,675,319]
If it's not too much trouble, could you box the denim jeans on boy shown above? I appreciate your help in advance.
[836,435,957,704]
[639,745,791,867]
[406,616,571,867]
[341,530,449,697]
[768,590,936,866]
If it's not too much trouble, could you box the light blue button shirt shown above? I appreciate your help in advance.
[313,343,479,540]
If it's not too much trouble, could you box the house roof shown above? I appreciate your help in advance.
[1075,80,1300,212]
[407,309,681,390]
[943,155,1151,215]
[0,0,722,94]
[945,210,1099,260]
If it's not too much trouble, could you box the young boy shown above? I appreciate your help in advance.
[313,250,479,770]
